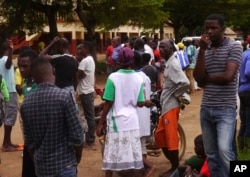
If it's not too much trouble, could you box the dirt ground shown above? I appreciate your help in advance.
[0,73,237,177]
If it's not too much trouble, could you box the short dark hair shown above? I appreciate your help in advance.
[57,38,69,49]
[82,41,93,54]
[134,38,145,51]
[141,35,148,44]
[152,40,158,45]
[128,36,138,49]
[194,134,203,146]
[19,45,31,53]
[206,14,225,27]
[141,53,151,63]
[169,39,177,52]
[30,57,52,81]
[19,49,38,63]
[133,51,142,68]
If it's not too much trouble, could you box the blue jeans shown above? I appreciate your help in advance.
[57,166,77,177]
[239,94,250,138]
[200,106,236,177]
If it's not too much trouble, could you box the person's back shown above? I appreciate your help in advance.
[39,37,78,89]
[97,47,145,177]
[51,54,78,88]
[107,70,143,131]
[21,58,84,176]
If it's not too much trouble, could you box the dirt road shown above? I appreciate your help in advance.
[0,75,204,177]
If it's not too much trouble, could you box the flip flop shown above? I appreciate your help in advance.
[1,146,24,152]
[11,144,24,148]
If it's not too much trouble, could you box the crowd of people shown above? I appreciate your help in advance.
[0,13,250,177]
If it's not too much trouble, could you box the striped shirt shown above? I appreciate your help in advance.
[202,38,242,108]
[21,83,84,177]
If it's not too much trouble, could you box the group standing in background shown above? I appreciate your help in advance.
[2,14,250,177]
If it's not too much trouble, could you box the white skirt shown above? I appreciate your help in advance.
[102,129,143,171]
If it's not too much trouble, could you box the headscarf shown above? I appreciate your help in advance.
[118,47,134,67]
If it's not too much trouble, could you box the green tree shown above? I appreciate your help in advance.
[0,0,31,43]
[75,0,165,60]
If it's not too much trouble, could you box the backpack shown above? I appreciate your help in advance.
[0,74,5,127]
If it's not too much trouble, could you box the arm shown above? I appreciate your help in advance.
[96,100,113,137]
[193,34,208,87]
[15,69,23,96]
[170,63,190,98]
[5,39,13,69]
[72,60,79,91]
[74,143,83,164]
[203,41,241,84]
[77,59,88,81]
[205,62,239,84]
[39,36,60,60]
[77,69,86,81]
[64,93,84,163]
[137,100,155,108]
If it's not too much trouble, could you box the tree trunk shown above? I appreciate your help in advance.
[85,26,97,62]
[46,7,59,39]
[173,27,181,43]
[75,0,97,62]
[0,2,28,44]
[159,23,164,40]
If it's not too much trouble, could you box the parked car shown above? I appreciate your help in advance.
[181,36,201,43]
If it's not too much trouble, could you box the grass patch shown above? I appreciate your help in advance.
[95,60,106,75]
[237,150,250,160]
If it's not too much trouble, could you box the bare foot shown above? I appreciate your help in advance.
[143,165,157,177]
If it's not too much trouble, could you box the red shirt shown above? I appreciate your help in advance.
[106,45,114,66]
[200,159,210,177]
[153,49,161,62]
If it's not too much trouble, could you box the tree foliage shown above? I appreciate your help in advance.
[1,0,250,48]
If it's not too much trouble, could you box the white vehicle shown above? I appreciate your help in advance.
[181,36,201,43]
